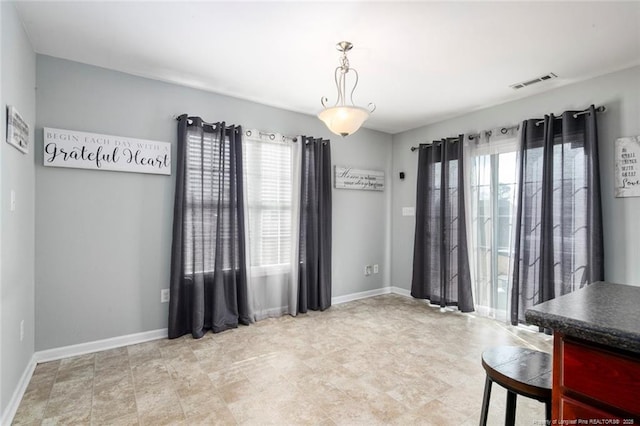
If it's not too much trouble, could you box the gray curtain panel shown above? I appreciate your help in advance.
[411,137,474,312]
[169,115,250,339]
[298,136,332,313]
[511,105,604,325]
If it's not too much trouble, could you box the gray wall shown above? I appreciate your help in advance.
[0,2,36,417]
[391,65,640,292]
[35,55,392,351]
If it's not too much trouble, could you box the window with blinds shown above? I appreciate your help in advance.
[184,128,237,274]
[243,136,293,272]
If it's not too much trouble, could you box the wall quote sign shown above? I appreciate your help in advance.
[615,136,640,197]
[334,166,384,191]
[6,105,29,154]
[43,127,171,175]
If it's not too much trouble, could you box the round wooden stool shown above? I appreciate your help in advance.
[480,346,552,426]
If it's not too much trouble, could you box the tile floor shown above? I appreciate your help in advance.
[12,294,552,425]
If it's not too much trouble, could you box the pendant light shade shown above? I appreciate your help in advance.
[318,106,370,138]
[318,42,375,137]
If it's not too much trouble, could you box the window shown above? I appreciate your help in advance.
[243,135,294,274]
[183,128,236,274]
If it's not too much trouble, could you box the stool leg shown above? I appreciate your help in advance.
[505,391,517,426]
[479,376,492,426]
[545,401,551,423]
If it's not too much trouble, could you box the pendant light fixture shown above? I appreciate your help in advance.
[318,41,375,137]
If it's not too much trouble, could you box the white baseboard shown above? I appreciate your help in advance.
[332,286,392,305]
[390,286,412,297]
[35,289,409,363]
[331,285,412,305]
[34,328,168,363]
[1,355,36,426]
[4,287,414,425]
[2,329,167,425]
[33,286,411,359]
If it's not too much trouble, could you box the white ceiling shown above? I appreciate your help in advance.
[13,1,640,134]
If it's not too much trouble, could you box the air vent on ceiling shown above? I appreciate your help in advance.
[510,73,557,90]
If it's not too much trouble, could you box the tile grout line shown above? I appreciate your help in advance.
[229,361,253,425]
[161,343,189,423]
[40,360,61,423]
[127,345,141,426]
[89,355,97,426]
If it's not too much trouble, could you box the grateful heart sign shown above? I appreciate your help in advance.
[43,127,171,175]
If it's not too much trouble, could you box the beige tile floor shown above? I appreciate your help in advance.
[13,294,552,425]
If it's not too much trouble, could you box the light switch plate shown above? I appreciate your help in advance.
[402,207,415,216]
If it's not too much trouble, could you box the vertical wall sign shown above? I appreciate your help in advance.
[615,136,640,197]
[43,127,171,176]
[6,105,29,154]
[334,166,385,191]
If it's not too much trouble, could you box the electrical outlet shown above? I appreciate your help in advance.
[373,264,379,274]
[20,320,24,342]
[160,289,170,303]
[364,265,372,276]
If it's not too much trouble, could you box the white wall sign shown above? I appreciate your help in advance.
[43,127,171,175]
[335,166,384,191]
[615,136,640,197]
[6,105,29,154]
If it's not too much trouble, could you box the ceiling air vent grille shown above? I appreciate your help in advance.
[510,73,557,90]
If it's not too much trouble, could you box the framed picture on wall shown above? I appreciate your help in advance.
[6,105,29,154]
[334,166,385,191]
[615,136,640,197]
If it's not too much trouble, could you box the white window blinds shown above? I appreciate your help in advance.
[184,128,235,274]
[243,133,295,270]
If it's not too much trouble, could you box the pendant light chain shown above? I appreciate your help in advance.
[317,41,375,137]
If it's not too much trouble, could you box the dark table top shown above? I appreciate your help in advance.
[525,281,640,354]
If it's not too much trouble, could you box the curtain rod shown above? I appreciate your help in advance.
[173,114,236,130]
[535,105,605,126]
[410,127,518,151]
[410,137,460,151]
[173,115,297,141]
[410,105,605,151]
[245,129,298,143]
[468,125,520,141]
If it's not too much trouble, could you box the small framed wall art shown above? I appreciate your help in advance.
[6,105,29,154]
[615,136,640,198]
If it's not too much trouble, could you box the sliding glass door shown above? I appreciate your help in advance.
[466,133,519,320]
